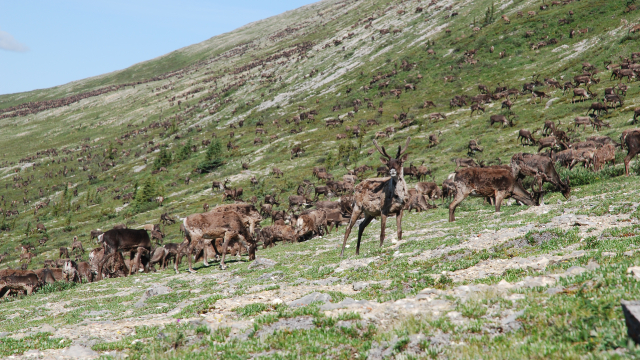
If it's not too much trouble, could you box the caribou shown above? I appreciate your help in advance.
[340,138,410,256]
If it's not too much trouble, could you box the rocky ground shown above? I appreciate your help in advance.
[2,178,640,358]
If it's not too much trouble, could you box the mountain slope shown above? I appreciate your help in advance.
[1,0,640,358]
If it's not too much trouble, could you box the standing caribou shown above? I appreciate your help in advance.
[340,138,411,256]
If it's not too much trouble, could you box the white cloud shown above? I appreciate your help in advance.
[0,28,29,52]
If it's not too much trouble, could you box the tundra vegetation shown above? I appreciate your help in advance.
[1,0,640,358]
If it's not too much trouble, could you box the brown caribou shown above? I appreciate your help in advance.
[340,138,410,256]
[448,167,540,222]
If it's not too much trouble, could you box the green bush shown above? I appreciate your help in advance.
[556,165,623,187]
[175,139,192,161]
[197,139,225,173]
[126,177,162,214]
[153,148,172,170]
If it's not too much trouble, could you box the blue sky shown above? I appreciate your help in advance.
[0,0,316,95]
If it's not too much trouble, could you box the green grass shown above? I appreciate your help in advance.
[0,0,640,358]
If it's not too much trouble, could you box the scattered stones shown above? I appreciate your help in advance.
[586,260,600,271]
[312,277,341,286]
[272,298,283,305]
[564,266,587,276]
[61,345,98,359]
[135,285,172,308]
[320,297,372,311]
[627,266,640,280]
[353,282,369,291]
[287,292,332,307]
[621,300,640,344]
[255,316,315,338]
[248,257,277,270]
[501,310,524,333]
[334,257,379,272]
[37,324,56,333]
[83,310,111,317]
[257,271,283,281]
[546,287,564,295]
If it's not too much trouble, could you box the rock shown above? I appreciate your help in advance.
[23,350,42,357]
[257,271,283,281]
[83,310,111,317]
[135,285,172,308]
[366,341,385,360]
[38,324,56,333]
[320,297,372,311]
[0,332,8,338]
[621,300,640,344]
[248,257,277,270]
[602,251,616,257]
[546,286,564,295]
[334,256,379,272]
[565,266,587,276]
[624,250,635,257]
[428,332,451,347]
[585,261,600,271]
[506,293,526,301]
[353,282,369,291]
[62,345,98,359]
[272,298,283,305]
[228,277,243,285]
[501,310,524,333]
[312,277,340,286]
[255,316,315,338]
[627,266,640,280]
[288,292,332,307]
[419,287,438,294]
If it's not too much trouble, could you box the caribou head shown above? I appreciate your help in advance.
[373,137,411,179]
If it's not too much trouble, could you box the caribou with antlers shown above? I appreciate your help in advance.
[340,138,411,256]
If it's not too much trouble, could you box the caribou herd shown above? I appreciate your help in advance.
[3,4,640,299]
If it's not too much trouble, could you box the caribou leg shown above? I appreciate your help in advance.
[378,214,387,248]
[340,206,364,256]
[625,149,640,176]
[356,214,374,255]
[396,210,404,242]
[219,231,237,270]
[202,241,211,267]
[494,191,507,212]
[448,190,468,222]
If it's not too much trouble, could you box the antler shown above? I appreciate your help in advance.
[372,139,390,159]
[397,137,411,158]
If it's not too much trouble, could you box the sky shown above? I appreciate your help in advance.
[0,0,317,95]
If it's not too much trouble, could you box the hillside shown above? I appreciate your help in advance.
[1,0,640,358]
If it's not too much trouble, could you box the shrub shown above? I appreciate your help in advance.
[197,139,225,173]
[175,139,192,161]
[556,165,623,186]
[153,148,172,170]
[127,177,162,214]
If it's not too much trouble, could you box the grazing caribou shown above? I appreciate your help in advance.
[448,167,540,222]
[510,153,571,201]
[96,229,151,280]
[518,130,536,146]
[181,210,256,271]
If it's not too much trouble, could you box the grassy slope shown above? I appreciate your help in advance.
[1,0,640,358]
